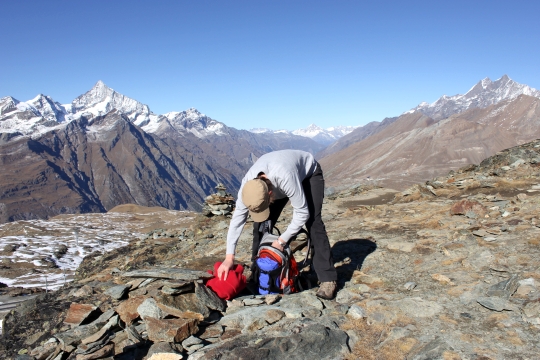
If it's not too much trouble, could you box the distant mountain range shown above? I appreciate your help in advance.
[0,82,324,221]
[1,74,539,221]
[250,124,358,146]
[320,75,540,191]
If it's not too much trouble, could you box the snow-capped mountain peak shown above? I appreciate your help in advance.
[292,124,324,137]
[28,94,67,123]
[70,81,156,126]
[249,124,358,146]
[410,75,540,120]
[159,108,226,138]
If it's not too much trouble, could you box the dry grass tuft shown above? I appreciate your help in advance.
[395,192,423,203]
[495,178,536,190]
[342,315,416,360]
[423,218,441,229]
[432,188,461,198]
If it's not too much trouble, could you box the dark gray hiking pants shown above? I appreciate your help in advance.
[252,162,338,282]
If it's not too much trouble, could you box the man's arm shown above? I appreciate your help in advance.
[226,200,249,255]
[218,200,249,280]
[278,177,310,242]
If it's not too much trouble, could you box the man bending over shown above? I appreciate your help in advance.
[217,149,338,300]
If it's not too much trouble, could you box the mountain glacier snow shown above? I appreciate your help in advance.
[408,75,540,120]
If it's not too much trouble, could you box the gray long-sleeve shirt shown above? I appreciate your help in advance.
[226,150,318,255]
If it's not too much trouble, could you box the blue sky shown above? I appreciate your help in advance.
[1,1,539,130]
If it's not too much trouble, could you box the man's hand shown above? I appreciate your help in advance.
[217,254,235,281]
[271,237,286,252]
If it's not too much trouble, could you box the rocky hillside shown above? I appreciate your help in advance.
[2,139,540,359]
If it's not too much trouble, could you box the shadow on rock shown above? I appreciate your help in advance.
[331,239,377,284]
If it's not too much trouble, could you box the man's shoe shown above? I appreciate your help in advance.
[316,281,337,300]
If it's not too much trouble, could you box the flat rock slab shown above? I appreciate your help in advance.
[387,241,415,252]
[277,292,323,310]
[409,337,454,360]
[335,289,364,304]
[64,303,98,327]
[146,342,182,359]
[157,293,210,319]
[145,317,199,343]
[148,353,183,360]
[486,275,518,298]
[392,297,443,317]
[116,295,148,324]
[105,284,131,300]
[195,282,226,312]
[76,343,114,359]
[122,268,213,281]
[476,297,515,312]
[54,322,103,348]
[218,306,281,331]
[199,324,224,339]
[450,199,486,216]
[198,320,349,360]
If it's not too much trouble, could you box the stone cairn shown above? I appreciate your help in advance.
[202,183,235,217]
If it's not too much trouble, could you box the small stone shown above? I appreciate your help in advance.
[355,275,383,285]
[523,301,540,318]
[476,296,513,312]
[246,317,268,331]
[3,244,19,252]
[284,308,303,318]
[182,335,203,348]
[148,353,183,360]
[302,308,322,317]
[357,284,371,293]
[431,274,454,285]
[75,343,114,359]
[264,309,285,324]
[264,294,280,305]
[393,297,443,317]
[472,229,488,237]
[199,324,224,339]
[516,278,537,297]
[404,282,417,291]
[243,298,264,306]
[71,285,94,298]
[409,337,453,360]
[220,329,242,341]
[347,304,367,319]
[486,274,518,299]
[335,289,364,304]
[387,242,415,252]
[104,284,131,300]
[137,298,165,320]
[147,354,183,360]
[186,344,205,354]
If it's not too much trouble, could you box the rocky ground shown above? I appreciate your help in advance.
[3,140,540,359]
